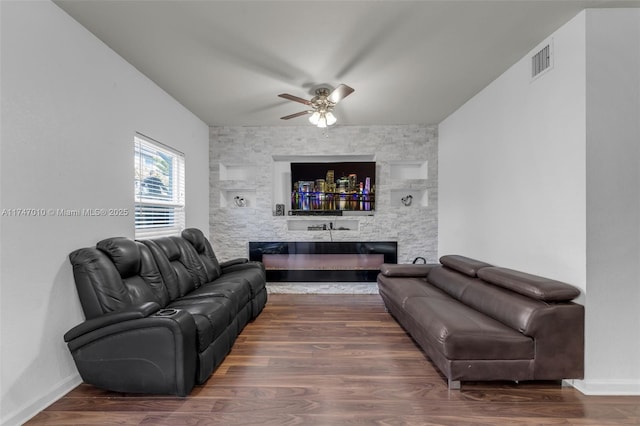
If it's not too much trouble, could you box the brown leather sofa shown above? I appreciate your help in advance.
[377,255,584,389]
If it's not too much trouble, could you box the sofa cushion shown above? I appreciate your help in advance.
[69,248,132,318]
[427,266,478,300]
[182,228,222,281]
[142,238,204,299]
[137,241,171,306]
[150,236,181,262]
[97,237,141,278]
[377,275,451,309]
[96,238,169,308]
[167,297,235,352]
[478,267,580,302]
[218,267,266,299]
[403,296,534,360]
[180,279,252,315]
[457,280,547,335]
[379,263,434,277]
[439,255,493,277]
[429,265,551,334]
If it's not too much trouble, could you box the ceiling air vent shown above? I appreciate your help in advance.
[531,41,553,80]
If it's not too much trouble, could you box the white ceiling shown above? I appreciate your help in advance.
[55,0,640,127]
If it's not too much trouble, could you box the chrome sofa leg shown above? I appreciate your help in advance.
[448,379,461,390]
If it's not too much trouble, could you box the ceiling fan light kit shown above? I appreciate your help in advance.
[279,84,354,128]
[308,111,321,125]
[309,110,336,128]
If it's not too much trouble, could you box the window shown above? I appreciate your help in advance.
[134,134,185,238]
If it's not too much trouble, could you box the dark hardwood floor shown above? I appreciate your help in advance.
[28,294,639,425]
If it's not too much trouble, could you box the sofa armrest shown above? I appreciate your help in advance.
[64,302,160,342]
[221,259,265,275]
[220,258,249,269]
[64,306,198,396]
[379,263,437,278]
[526,303,585,380]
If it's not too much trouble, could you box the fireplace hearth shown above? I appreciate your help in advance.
[249,241,397,282]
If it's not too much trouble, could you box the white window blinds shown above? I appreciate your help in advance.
[134,134,185,238]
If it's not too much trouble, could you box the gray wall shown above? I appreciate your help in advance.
[439,13,587,290]
[209,125,438,289]
[1,2,210,424]
[439,9,640,394]
[584,8,640,393]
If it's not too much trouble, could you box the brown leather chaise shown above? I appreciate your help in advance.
[377,255,584,389]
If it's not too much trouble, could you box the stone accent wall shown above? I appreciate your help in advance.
[209,124,438,292]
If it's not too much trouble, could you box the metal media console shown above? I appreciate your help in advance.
[249,241,398,282]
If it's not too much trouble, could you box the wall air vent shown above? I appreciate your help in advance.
[531,41,553,80]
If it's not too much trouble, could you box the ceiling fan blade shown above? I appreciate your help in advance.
[281,110,312,120]
[278,93,312,105]
[328,84,355,104]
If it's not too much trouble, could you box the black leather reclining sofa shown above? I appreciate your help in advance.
[64,228,267,396]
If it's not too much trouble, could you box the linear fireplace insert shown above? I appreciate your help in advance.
[249,241,397,282]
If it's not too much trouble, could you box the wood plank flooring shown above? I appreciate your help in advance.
[28,294,639,425]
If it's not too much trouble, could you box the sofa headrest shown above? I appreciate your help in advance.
[439,255,493,277]
[69,246,132,317]
[97,237,141,279]
[151,237,181,261]
[182,228,205,253]
[477,267,581,302]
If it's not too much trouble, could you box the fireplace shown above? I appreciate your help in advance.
[249,241,397,282]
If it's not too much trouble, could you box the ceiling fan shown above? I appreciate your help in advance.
[278,84,355,128]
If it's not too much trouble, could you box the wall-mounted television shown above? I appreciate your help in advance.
[290,161,375,215]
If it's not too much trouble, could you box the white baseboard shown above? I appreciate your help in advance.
[565,379,640,395]
[1,374,82,426]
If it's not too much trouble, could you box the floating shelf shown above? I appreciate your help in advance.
[391,189,429,208]
[219,189,257,208]
[287,219,360,231]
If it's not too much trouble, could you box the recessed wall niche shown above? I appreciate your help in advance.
[219,163,256,181]
[390,161,428,180]
[209,125,438,285]
[389,160,429,208]
[218,163,258,208]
